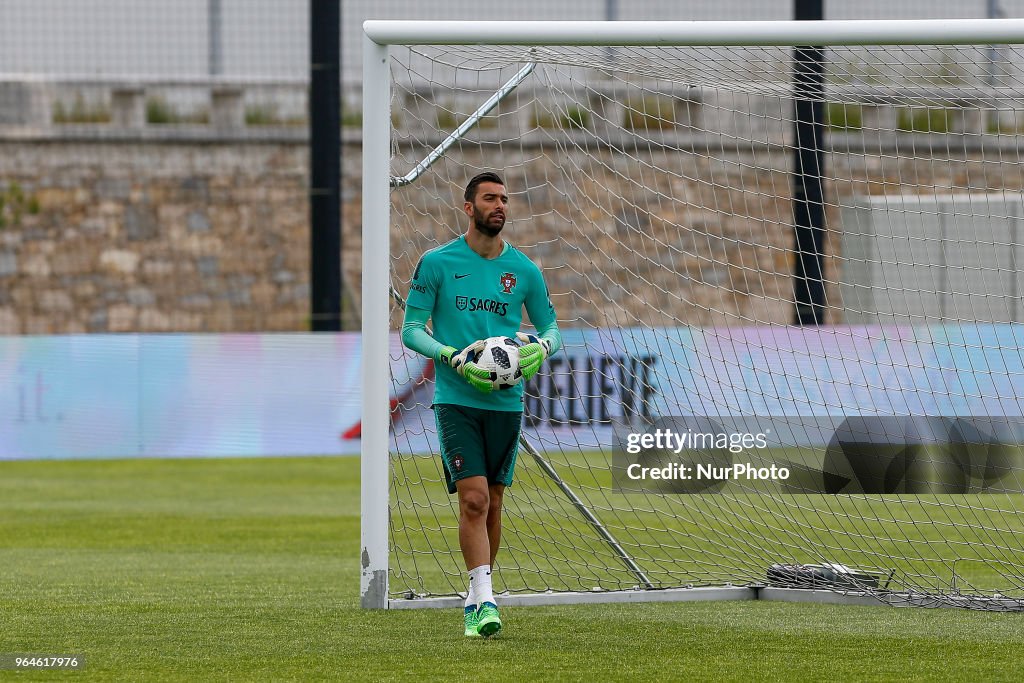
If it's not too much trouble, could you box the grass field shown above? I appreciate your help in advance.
[2,456,1024,682]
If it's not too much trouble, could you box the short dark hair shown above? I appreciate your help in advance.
[464,172,505,202]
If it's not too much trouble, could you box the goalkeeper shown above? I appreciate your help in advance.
[401,171,561,638]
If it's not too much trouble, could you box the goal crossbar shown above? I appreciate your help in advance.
[365,18,1024,48]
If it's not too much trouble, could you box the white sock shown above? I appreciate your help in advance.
[468,564,494,606]
[465,580,477,609]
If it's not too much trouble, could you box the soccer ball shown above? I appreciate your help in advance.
[473,336,523,390]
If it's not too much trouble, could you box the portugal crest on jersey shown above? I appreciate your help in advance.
[499,272,517,294]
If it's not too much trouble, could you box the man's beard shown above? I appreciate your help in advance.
[473,207,505,237]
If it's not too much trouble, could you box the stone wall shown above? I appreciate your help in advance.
[2,131,1024,335]
[389,139,1024,330]
[0,137,333,334]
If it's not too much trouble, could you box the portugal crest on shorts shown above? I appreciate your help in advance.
[499,272,517,294]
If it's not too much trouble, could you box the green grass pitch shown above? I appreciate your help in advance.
[1,456,1024,682]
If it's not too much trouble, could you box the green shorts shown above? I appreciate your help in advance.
[434,403,523,494]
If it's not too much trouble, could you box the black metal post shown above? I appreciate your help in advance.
[208,0,223,76]
[792,0,826,326]
[310,0,342,331]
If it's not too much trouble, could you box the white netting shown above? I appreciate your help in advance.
[385,42,1024,609]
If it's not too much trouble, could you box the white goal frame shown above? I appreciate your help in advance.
[360,18,1024,610]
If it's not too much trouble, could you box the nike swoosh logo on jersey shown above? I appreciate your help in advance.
[454,273,471,279]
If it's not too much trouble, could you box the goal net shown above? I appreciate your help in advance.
[362,20,1024,611]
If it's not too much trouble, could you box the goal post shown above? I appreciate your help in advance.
[362,19,1024,611]
[360,33,391,609]
[363,18,1024,47]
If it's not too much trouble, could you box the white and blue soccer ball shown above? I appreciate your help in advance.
[474,336,523,390]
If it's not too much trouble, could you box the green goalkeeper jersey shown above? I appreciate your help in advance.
[406,235,557,411]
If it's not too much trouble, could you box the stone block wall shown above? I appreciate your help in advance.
[2,132,1024,335]
[389,140,1024,330]
[0,139,328,333]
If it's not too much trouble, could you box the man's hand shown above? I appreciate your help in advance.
[515,333,551,381]
[437,341,493,393]
[437,345,459,370]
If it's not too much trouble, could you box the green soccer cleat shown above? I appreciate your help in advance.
[464,606,481,638]
[476,602,501,638]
